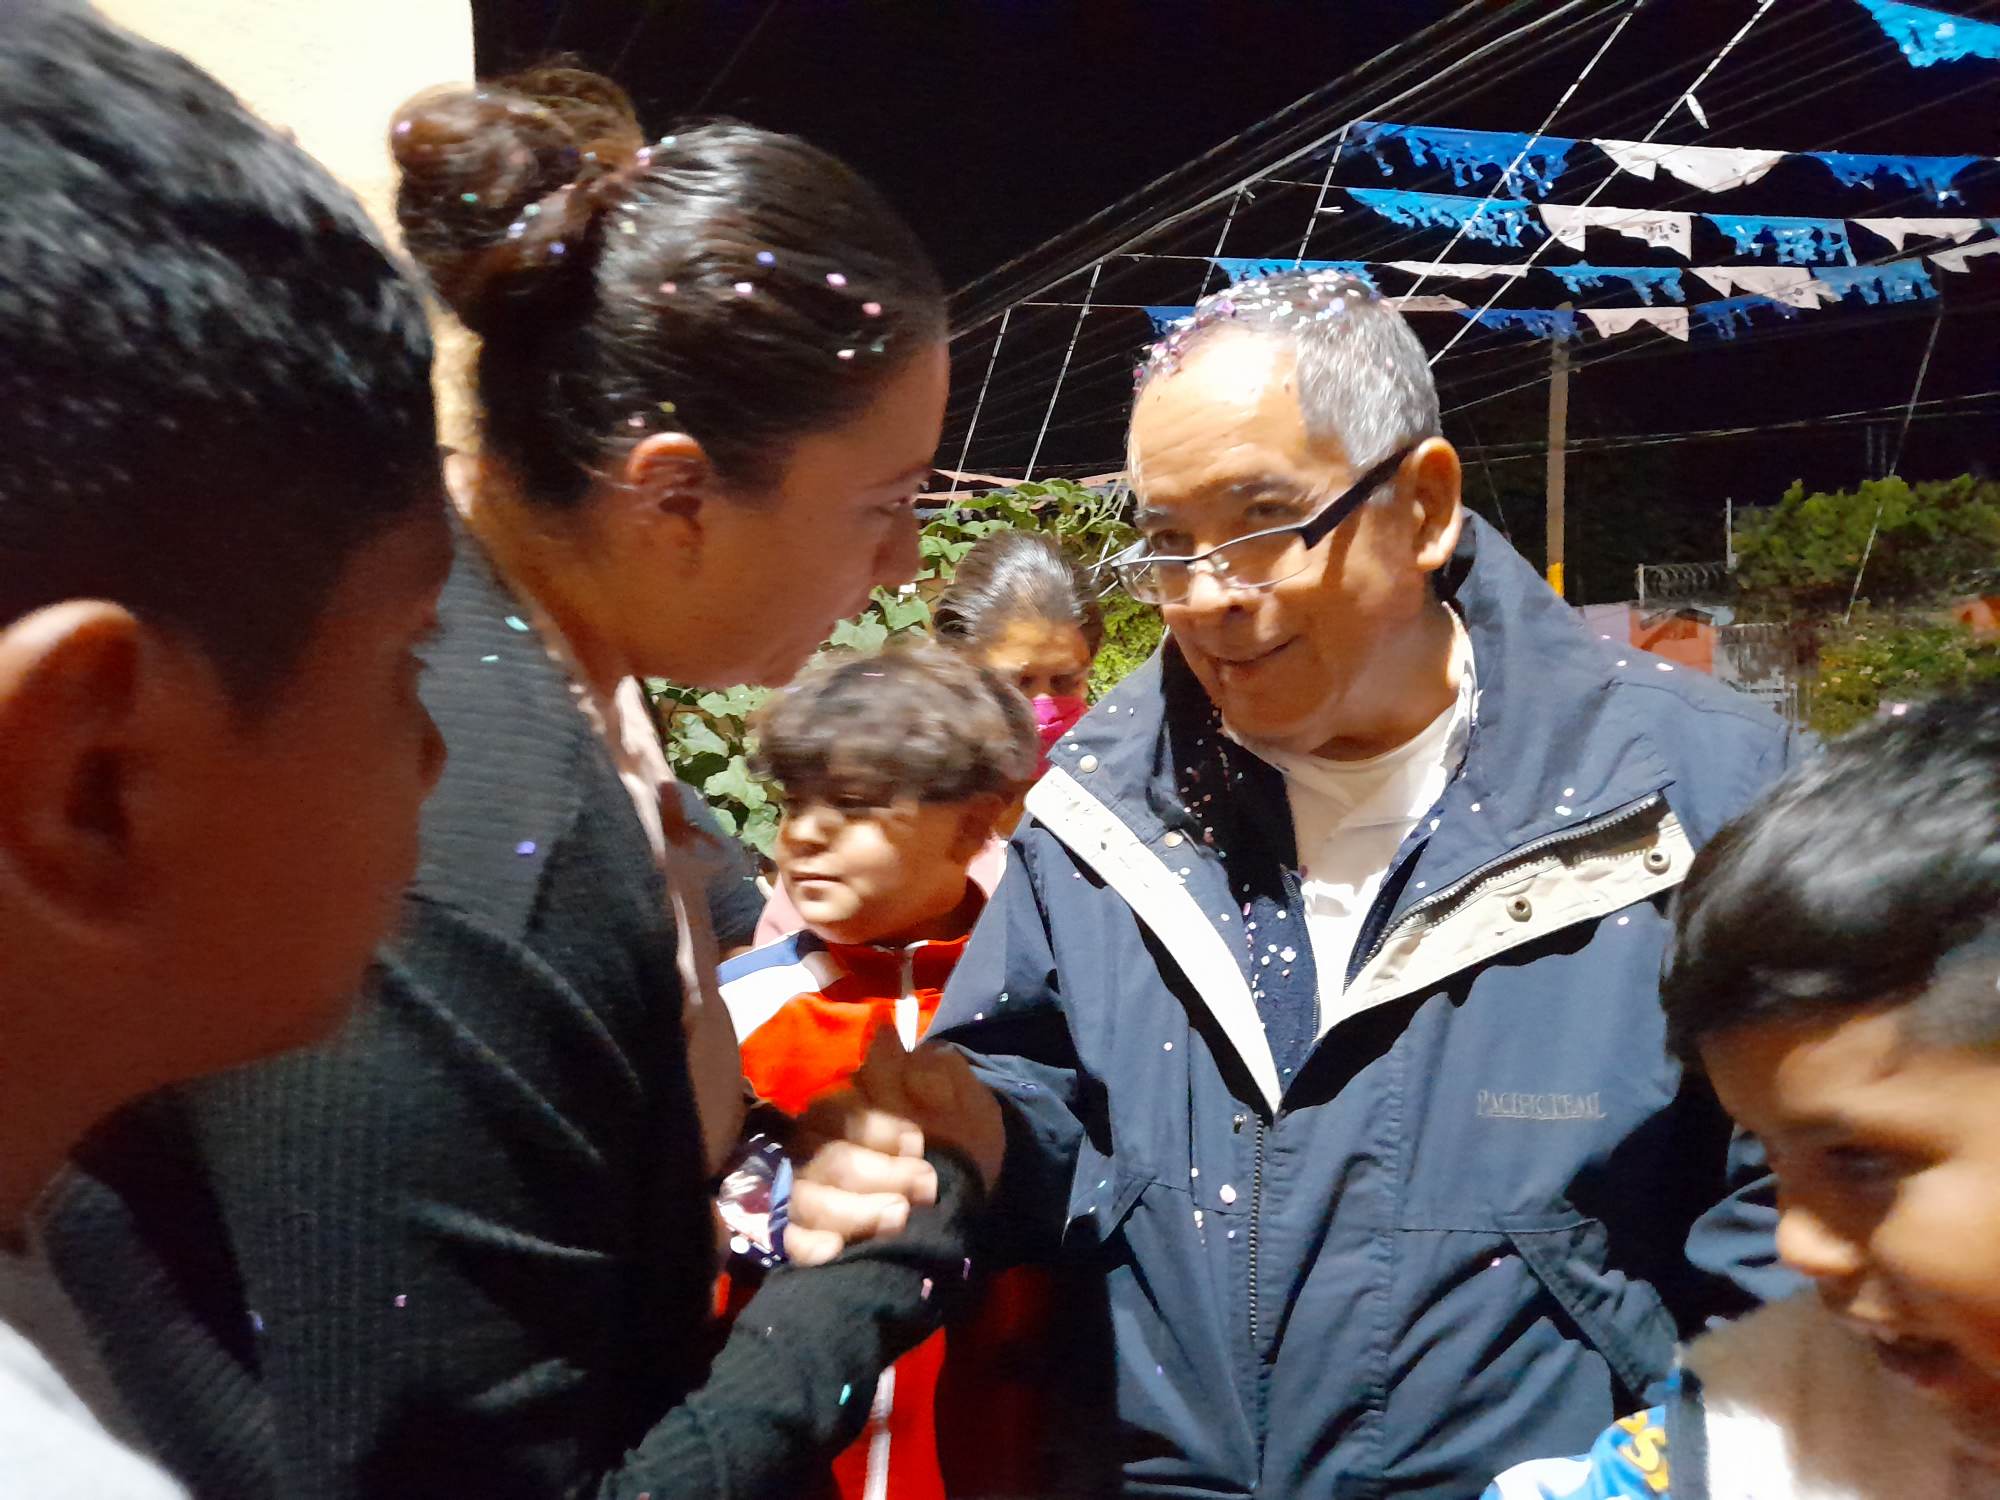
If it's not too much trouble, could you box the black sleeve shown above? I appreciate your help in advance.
[595,1152,985,1500]
[116,886,976,1500]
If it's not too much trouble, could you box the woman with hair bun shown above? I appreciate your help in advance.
[64,64,998,1500]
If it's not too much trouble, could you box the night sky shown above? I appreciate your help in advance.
[474,0,2000,599]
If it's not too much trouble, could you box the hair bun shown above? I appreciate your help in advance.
[390,67,644,337]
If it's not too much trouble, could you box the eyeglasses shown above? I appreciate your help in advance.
[1107,445,1416,606]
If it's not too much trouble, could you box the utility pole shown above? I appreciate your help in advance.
[1545,304,1572,598]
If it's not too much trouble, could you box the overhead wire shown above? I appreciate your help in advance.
[1403,0,1650,299]
[943,4,1634,441]
[948,0,1992,464]
[1090,4,1915,404]
[1426,0,1784,367]
[949,0,1618,334]
[942,0,1831,443]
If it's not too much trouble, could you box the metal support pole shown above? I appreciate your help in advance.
[1545,305,1572,598]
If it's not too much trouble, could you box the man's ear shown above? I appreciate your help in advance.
[0,602,148,924]
[1405,436,1464,574]
[947,794,1008,864]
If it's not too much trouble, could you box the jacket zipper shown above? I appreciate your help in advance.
[1247,1114,1266,1348]
[1350,793,1666,978]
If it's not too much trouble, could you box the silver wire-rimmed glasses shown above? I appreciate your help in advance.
[1106,445,1416,606]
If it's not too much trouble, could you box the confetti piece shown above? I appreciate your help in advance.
[826,272,848,287]
[734,281,755,296]
[393,1294,407,1308]
[862,301,883,317]
[515,841,537,857]
[504,615,530,632]
[755,250,776,265]
[840,1384,853,1404]
[481,654,499,663]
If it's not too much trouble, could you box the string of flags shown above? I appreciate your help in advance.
[1149,236,1998,344]
[1856,0,2000,67]
[1338,189,1998,265]
[1343,120,1992,202]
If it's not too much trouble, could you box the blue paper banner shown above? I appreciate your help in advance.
[1812,258,1941,304]
[1351,121,1576,198]
[1690,296,1803,341]
[1143,306,1195,336]
[1809,152,1982,202]
[1546,266,1687,304]
[1705,214,1857,265]
[1348,188,1545,248]
[1210,258,1378,289]
[1455,306,1579,340]
[1856,0,2000,66]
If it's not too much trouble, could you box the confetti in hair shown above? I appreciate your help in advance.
[1139,269,1384,384]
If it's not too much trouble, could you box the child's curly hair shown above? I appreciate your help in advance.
[752,639,1038,807]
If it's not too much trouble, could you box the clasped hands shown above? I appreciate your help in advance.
[784,1028,1004,1266]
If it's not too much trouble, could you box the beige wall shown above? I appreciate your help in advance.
[95,0,480,447]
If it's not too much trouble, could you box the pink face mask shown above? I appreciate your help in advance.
[1033,694,1090,771]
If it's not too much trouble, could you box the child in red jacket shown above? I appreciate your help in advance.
[720,641,1044,1500]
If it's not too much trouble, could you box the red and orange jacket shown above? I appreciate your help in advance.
[719,927,1050,1500]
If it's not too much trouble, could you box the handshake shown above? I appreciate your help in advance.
[785,1029,1006,1265]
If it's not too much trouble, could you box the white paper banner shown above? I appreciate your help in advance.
[1541,205,1693,259]
[1592,139,1785,193]
[1930,239,2000,274]
[1687,266,1839,308]
[1386,261,1526,281]
[1581,307,1691,342]
[1853,217,1984,252]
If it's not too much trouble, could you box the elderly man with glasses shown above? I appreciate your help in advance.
[792,272,1801,1499]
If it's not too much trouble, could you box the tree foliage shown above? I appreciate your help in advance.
[1733,474,2000,622]
[1809,609,2000,739]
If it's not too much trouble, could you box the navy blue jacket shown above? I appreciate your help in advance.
[930,515,1800,1499]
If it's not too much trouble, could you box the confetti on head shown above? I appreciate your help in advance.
[1137,269,1385,387]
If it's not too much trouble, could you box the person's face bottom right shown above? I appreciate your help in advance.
[1705,1007,2000,1445]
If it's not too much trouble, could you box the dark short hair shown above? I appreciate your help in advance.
[932,529,1104,661]
[753,640,1037,808]
[1664,688,2000,1063]
[0,0,439,705]
[392,66,946,509]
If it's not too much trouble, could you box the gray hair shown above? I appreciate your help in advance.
[1135,271,1441,471]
